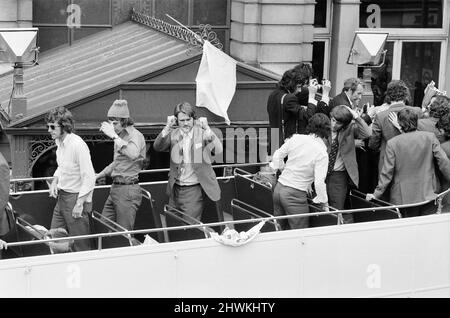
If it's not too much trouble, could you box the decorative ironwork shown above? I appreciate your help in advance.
[81,135,112,143]
[195,24,223,50]
[29,135,55,170]
[130,8,223,55]
[28,132,159,172]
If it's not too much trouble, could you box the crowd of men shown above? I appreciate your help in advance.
[1,100,222,254]
[267,63,450,229]
[2,63,450,252]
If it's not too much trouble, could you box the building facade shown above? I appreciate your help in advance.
[1,0,449,102]
[1,0,450,177]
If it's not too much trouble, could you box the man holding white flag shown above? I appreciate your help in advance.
[195,40,236,125]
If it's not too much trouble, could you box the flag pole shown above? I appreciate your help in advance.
[165,14,204,45]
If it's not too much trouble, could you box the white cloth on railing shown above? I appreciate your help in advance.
[142,234,159,245]
[210,221,265,247]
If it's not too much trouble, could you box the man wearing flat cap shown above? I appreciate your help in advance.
[97,100,146,230]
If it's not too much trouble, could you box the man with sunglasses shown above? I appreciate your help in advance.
[96,100,146,231]
[46,107,96,251]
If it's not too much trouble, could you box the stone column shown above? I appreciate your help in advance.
[230,0,315,75]
[17,0,33,28]
[444,0,450,95]
[9,135,31,178]
[329,0,360,96]
[0,0,32,28]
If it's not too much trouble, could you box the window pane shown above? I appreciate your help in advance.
[314,0,327,28]
[358,41,394,106]
[73,27,110,41]
[33,0,69,24]
[360,0,442,28]
[312,41,325,80]
[400,42,441,106]
[154,0,188,25]
[74,0,111,25]
[37,27,69,52]
[193,0,228,26]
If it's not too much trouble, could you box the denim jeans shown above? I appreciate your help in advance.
[101,184,142,230]
[51,190,92,251]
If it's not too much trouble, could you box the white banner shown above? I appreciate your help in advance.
[195,40,236,125]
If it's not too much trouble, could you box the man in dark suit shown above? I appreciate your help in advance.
[154,102,223,221]
[327,78,364,116]
[368,80,423,173]
[267,65,315,148]
[367,108,450,217]
[0,152,10,257]
[326,105,371,222]
[267,63,330,152]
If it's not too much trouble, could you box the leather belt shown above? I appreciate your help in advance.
[112,180,139,185]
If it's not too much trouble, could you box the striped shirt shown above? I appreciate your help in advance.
[101,125,146,182]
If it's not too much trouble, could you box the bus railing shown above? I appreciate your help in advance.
[9,162,269,193]
[4,193,448,251]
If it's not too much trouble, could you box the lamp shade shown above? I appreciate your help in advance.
[0,28,38,63]
[347,32,388,66]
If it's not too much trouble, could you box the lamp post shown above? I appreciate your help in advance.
[347,31,388,106]
[0,28,39,121]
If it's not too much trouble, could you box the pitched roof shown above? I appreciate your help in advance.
[0,21,202,126]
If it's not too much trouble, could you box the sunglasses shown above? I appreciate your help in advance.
[47,124,60,130]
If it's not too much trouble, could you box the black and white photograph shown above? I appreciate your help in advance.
[0,0,449,301]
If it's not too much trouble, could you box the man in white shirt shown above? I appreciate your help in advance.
[47,107,96,251]
[270,113,330,230]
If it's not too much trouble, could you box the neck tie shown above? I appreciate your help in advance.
[327,136,339,176]
[176,134,185,181]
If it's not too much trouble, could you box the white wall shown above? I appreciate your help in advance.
[1,214,449,297]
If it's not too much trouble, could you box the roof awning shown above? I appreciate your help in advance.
[0,21,202,127]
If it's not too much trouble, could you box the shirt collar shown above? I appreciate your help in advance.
[55,132,72,147]
[388,101,406,108]
[181,127,194,139]
[344,91,353,106]
[119,125,133,137]
[309,134,327,148]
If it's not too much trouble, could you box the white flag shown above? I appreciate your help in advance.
[195,40,236,125]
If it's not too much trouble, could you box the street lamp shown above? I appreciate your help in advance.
[0,28,39,121]
[347,31,388,106]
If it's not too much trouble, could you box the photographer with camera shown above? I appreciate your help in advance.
[267,63,332,150]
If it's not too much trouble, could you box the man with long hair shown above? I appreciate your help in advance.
[270,113,330,230]
[96,99,146,231]
[326,105,371,222]
[266,63,329,150]
[367,108,450,217]
[46,106,95,251]
[369,80,423,173]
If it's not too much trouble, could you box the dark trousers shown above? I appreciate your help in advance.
[169,184,204,221]
[273,183,309,230]
[327,170,353,223]
[400,201,437,218]
[51,190,92,252]
[102,184,142,230]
